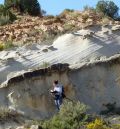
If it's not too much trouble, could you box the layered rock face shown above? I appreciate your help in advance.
[0,64,75,119]
[1,25,120,119]
[0,57,120,119]
[1,25,120,84]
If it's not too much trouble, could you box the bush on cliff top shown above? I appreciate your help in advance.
[0,4,16,25]
[96,0,119,19]
[4,0,42,16]
[0,40,14,51]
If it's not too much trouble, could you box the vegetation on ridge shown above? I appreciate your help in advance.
[4,0,42,16]
[0,0,120,48]
[96,0,119,19]
[0,4,16,25]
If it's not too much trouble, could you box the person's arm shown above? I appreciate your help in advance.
[50,87,58,94]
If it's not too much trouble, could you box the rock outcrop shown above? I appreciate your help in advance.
[1,56,120,120]
[1,24,120,84]
[0,24,120,120]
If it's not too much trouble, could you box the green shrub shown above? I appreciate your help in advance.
[63,23,75,32]
[112,124,120,129]
[96,0,119,18]
[70,12,81,19]
[59,9,74,18]
[84,5,95,11]
[0,15,10,25]
[44,15,55,19]
[41,30,59,44]
[4,40,14,49]
[0,4,16,25]
[21,0,42,16]
[87,118,111,129]
[0,106,21,121]
[0,43,4,51]
[0,41,14,51]
[64,9,74,12]
[40,61,50,68]
[5,0,42,16]
[41,101,88,129]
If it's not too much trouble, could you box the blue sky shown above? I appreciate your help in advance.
[0,0,120,15]
[39,0,120,15]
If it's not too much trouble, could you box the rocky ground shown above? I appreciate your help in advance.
[0,9,119,46]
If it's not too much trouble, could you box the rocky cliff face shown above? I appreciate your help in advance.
[0,64,75,119]
[1,24,120,119]
[1,24,120,84]
[0,56,120,119]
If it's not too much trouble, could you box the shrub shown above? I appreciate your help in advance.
[41,101,88,129]
[112,124,120,129]
[64,9,74,12]
[59,9,74,18]
[96,0,119,18]
[44,15,54,19]
[63,23,75,32]
[20,0,42,16]
[101,17,110,25]
[0,4,16,25]
[5,0,42,16]
[0,41,14,51]
[0,43,4,51]
[0,106,12,120]
[4,40,14,49]
[84,5,95,11]
[0,15,10,25]
[82,14,89,23]
[40,61,50,68]
[87,118,111,129]
[0,106,21,121]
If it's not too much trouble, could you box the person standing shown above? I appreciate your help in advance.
[50,80,63,110]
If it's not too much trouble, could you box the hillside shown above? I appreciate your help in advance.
[0,9,118,46]
[1,10,120,129]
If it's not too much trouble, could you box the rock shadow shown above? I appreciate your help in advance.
[100,102,120,115]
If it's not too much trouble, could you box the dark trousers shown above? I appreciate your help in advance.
[54,95,62,110]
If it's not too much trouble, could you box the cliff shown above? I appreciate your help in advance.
[0,24,120,120]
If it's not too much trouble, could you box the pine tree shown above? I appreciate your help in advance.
[4,0,42,16]
[96,0,119,18]
[20,0,42,16]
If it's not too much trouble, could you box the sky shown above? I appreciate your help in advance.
[0,0,120,15]
[39,0,120,15]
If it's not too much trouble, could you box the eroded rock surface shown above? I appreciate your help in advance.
[0,25,120,119]
[1,25,120,84]
[0,57,120,119]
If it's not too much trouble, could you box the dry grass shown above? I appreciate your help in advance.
[0,106,22,122]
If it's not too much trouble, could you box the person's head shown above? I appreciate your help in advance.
[53,80,58,86]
